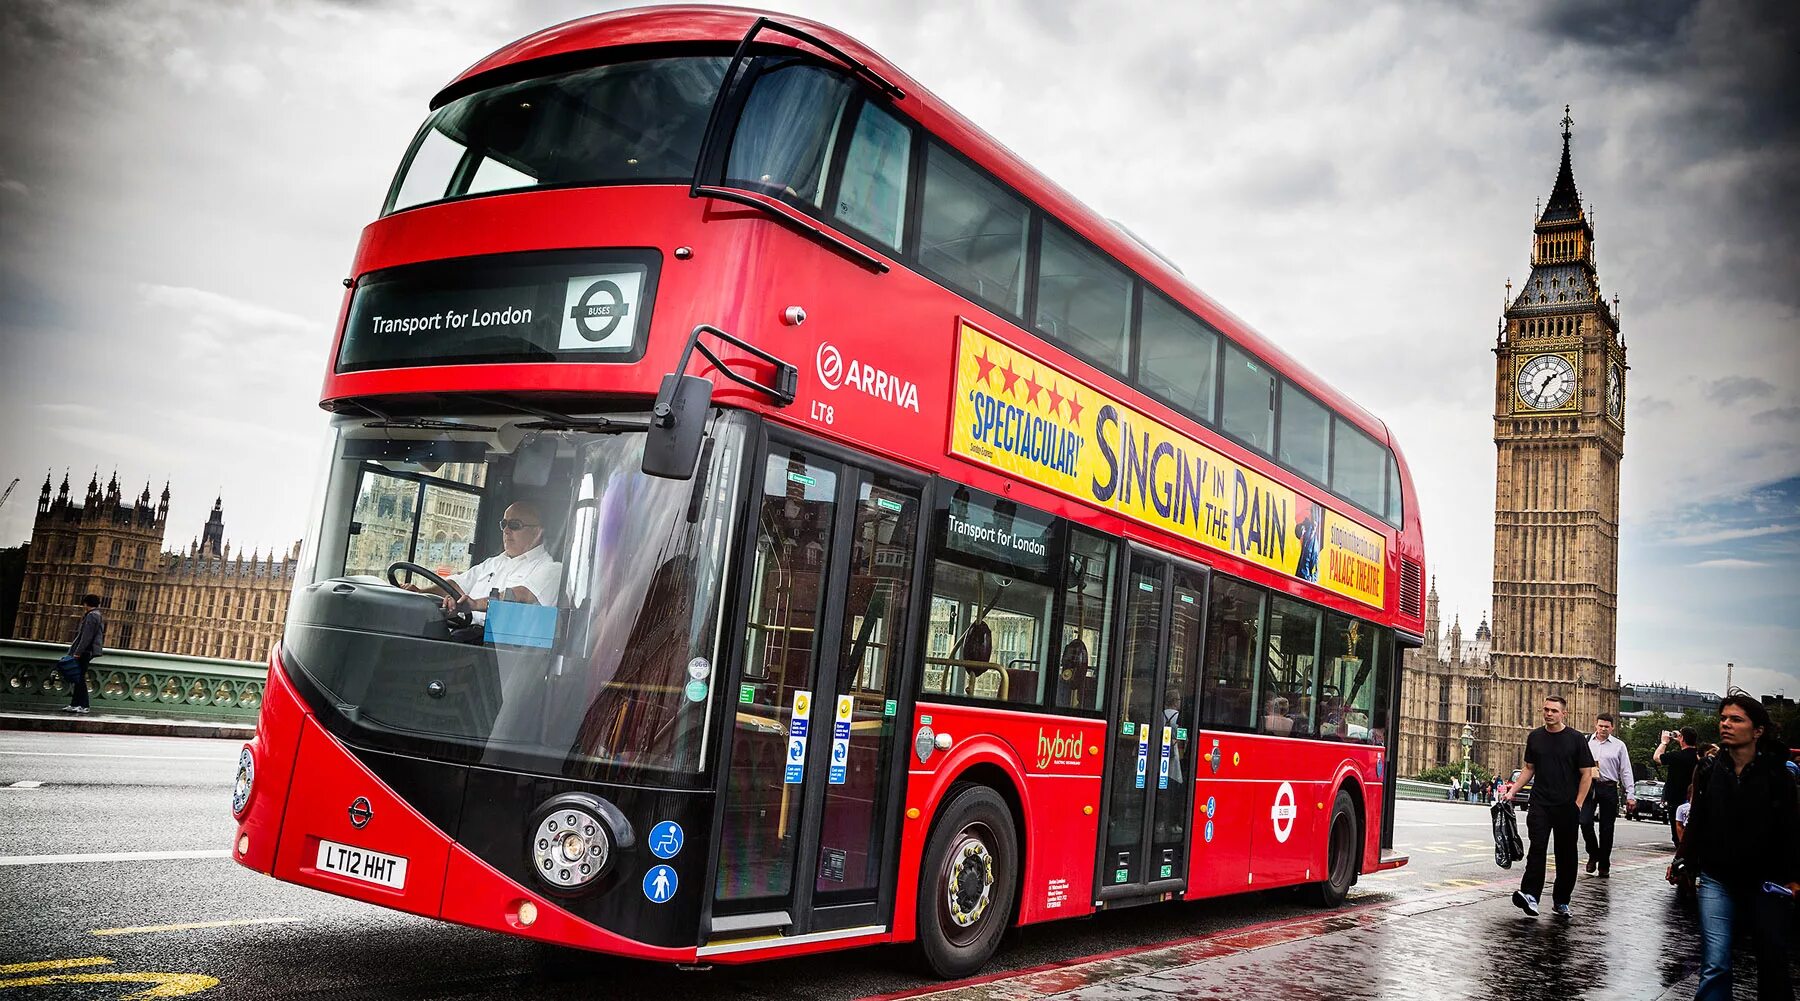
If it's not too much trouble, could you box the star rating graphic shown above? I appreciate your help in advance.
[971,342,1084,424]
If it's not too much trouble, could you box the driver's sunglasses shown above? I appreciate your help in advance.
[498,519,540,532]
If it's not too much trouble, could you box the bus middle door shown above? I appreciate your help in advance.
[1096,549,1207,905]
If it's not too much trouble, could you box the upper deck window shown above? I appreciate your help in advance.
[1220,342,1275,454]
[384,56,729,215]
[1138,292,1218,422]
[1385,456,1404,526]
[919,145,1030,315]
[725,57,853,208]
[832,101,913,251]
[1278,382,1330,485]
[1331,417,1386,515]
[1035,223,1131,372]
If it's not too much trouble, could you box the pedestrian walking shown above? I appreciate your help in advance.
[1449,775,1461,801]
[1506,694,1595,918]
[63,593,105,714]
[1656,726,1700,849]
[1581,712,1634,877]
[1669,691,1797,1001]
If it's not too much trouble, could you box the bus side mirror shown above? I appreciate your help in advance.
[642,374,712,480]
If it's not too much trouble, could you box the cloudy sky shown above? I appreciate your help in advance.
[1,1,1795,698]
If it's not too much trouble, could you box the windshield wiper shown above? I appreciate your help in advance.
[354,401,496,432]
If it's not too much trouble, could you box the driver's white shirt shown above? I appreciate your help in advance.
[449,545,562,610]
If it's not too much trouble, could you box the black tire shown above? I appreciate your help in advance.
[916,784,1019,979]
[1306,788,1359,907]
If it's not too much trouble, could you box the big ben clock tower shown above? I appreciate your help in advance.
[1489,107,1624,766]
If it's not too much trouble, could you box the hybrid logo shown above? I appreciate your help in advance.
[816,341,920,412]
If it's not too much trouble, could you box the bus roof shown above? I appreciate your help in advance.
[437,5,1395,449]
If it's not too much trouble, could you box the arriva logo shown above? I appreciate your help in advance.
[816,342,920,412]
[1035,728,1085,770]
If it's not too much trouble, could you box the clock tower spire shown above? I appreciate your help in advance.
[1488,106,1626,768]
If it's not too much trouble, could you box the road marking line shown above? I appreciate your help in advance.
[0,849,230,866]
[0,751,236,762]
[92,916,302,936]
[0,957,113,972]
[0,971,219,997]
[0,957,112,975]
[7,781,44,788]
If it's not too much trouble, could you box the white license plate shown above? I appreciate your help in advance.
[316,839,408,890]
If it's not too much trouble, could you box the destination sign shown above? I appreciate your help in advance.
[336,250,657,373]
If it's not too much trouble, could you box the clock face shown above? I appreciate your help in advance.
[1607,363,1623,419]
[1516,354,1577,410]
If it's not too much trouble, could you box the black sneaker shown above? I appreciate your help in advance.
[1513,890,1539,917]
[1585,856,1597,875]
[1597,868,1609,878]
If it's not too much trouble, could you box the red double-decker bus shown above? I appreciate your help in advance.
[230,6,1421,976]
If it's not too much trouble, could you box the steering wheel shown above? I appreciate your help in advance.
[387,561,472,627]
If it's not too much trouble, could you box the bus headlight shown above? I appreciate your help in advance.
[529,793,631,895]
[231,745,255,816]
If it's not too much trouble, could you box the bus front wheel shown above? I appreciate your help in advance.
[917,783,1018,979]
[1306,788,1359,907]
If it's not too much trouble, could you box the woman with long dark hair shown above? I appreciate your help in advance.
[1671,689,1797,1001]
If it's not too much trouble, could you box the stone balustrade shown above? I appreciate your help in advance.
[1,638,267,722]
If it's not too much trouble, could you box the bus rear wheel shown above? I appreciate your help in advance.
[1306,788,1358,907]
[917,783,1018,979]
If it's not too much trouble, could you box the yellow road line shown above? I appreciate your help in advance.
[0,971,218,997]
[0,957,112,974]
[92,917,302,937]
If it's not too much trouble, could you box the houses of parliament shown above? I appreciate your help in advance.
[10,471,298,663]
[1399,109,1625,778]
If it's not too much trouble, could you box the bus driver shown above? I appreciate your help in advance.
[417,500,563,617]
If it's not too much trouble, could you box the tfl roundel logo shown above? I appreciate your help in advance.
[817,342,845,390]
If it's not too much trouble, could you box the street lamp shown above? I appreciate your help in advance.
[1459,723,1475,801]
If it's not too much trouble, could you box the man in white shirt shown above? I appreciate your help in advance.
[416,501,562,619]
[1581,711,1636,877]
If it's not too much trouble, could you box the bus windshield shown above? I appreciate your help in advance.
[386,55,730,214]
[282,410,747,785]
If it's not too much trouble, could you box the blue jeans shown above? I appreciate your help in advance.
[1697,874,1794,1001]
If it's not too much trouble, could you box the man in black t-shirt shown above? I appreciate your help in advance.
[1506,695,1596,918]
[1655,726,1699,848]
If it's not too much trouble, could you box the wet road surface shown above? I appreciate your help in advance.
[4,730,1791,999]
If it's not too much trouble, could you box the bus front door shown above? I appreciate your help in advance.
[708,442,926,947]
[1096,549,1208,903]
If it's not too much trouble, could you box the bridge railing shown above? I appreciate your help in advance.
[1,639,267,723]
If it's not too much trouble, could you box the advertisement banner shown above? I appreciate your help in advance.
[947,321,1386,608]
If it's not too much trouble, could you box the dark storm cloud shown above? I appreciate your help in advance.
[1519,0,1800,306]
[1705,375,1778,404]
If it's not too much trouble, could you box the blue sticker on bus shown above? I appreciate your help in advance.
[1204,820,1215,843]
[649,821,684,860]
[1206,796,1216,818]
[644,864,678,903]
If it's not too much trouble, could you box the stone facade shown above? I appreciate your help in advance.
[1399,110,1624,776]
[1398,579,1496,776]
[13,472,297,661]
